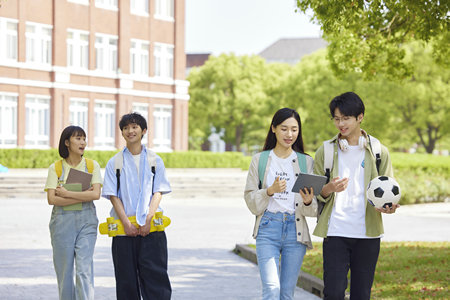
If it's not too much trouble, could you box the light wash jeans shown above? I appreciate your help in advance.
[256,211,307,300]
[49,202,98,300]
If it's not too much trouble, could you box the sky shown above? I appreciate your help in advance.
[185,0,322,56]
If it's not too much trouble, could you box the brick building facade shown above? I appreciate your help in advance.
[0,0,189,151]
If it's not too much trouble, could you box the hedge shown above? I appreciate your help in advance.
[0,149,448,204]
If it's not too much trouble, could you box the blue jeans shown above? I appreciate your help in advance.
[49,202,98,300]
[256,211,307,300]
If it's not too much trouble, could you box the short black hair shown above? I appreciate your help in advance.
[58,126,86,158]
[119,112,148,131]
[329,92,365,118]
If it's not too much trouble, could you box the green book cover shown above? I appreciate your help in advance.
[62,183,83,211]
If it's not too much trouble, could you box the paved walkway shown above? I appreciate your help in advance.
[0,169,449,299]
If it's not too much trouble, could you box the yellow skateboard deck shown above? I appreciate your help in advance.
[99,212,171,237]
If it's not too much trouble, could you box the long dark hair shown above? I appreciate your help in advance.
[263,108,305,153]
[58,126,86,158]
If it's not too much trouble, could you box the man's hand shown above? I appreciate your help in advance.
[139,214,153,237]
[267,177,286,196]
[376,203,400,214]
[320,177,349,197]
[123,219,139,236]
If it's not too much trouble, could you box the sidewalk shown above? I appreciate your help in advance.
[0,168,449,299]
[0,169,320,300]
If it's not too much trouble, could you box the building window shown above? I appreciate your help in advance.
[70,98,89,131]
[153,105,172,151]
[0,18,18,62]
[25,95,50,147]
[95,34,118,73]
[26,22,52,65]
[154,44,174,78]
[67,30,89,70]
[132,103,149,146]
[131,40,149,76]
[0,94,18,147]
[131,0,149,15]
[155,0,174,20]
[95,0,118,10]
[94,100,116,149]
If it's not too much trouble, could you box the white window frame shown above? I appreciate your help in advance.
[70,98,89,133]
[155,0,174,21]
[25,95,50,148]
[67,29,89,70]
[94,100,116,149]
[131,0,149,16]
[132,103,149,147]
[153,105,172,152]
[0,17,18,62]
[153,43,174,79]
[26,22,52,66]
[95,33,118,73]
[0,93,18,148]
[130,39,150,76]
[68,0,90,5]
[95,0,118,11]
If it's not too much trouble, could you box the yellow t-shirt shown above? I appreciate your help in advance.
[44,158,103,191]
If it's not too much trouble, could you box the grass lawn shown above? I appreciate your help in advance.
[300,241,449,299]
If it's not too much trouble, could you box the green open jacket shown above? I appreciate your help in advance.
[313,133,394,238]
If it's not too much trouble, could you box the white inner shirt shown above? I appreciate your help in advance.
[266,150,297,214]
[133,154,141,184]
[327,145,368,238]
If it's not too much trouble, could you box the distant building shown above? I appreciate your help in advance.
[0,0,189,152]
[186,53,210,75]
[258,37,327,65]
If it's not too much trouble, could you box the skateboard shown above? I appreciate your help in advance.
[99,212,171,237]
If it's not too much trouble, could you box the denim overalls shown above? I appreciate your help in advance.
[49,163,98,300]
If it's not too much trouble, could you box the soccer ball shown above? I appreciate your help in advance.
[366,176,401,209]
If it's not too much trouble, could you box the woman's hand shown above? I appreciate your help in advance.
[299,187,314,205]
[267,176,286,196]
[55,186,68,198]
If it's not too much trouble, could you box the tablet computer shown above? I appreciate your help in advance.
[291,173,327,195]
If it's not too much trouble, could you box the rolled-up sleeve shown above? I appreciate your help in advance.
[153,156,171,195]
[101,158,118,200]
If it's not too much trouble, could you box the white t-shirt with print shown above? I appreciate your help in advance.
[266,150,297,214]
[327,145,370,238]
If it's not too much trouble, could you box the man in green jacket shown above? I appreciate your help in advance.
[314,92,400,300]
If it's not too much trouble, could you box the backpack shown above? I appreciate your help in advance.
[317,135,382,220]
[257,150,307,189]
[55,158,94,183]
[113,148,157,194]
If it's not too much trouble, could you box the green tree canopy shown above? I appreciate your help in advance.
[296,0,449,79]
[187,54,290,151]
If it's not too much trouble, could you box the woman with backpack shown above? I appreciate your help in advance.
[44,125,102,300]
[244,108,318,300]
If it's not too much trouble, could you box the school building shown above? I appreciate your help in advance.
[0,0,189,152]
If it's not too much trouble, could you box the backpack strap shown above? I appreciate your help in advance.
[113,150,124,194]
[323,139,335,183]
[258,151,270,189]
[296,152,307,173]
[368,135,382,174]
[85,158,94,174]
[55,159,64,181]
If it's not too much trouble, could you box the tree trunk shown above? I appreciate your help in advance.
[416,124,439,154]
[235,124,243,152]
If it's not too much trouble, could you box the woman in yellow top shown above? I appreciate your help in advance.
[44,126,102,300]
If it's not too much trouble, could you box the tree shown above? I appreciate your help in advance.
[296,0,449,79]
[188,54,287,151]
[389,42,450,153]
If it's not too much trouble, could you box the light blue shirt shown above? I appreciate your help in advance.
[102,147,171,225]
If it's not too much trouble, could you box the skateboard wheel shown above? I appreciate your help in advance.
[109,230,117,237]
[155,224,164,231]
[155,211,163,218]
[106,217,114,224]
